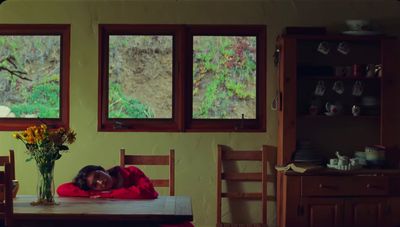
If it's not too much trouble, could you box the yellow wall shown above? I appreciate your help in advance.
[0,1,399,226]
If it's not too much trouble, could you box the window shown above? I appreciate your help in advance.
[99,25,266,132]
[0,25,70,130]
[187,26,266,131]
[98,25,182,131]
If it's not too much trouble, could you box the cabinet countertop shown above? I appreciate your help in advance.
[284,168,400,176]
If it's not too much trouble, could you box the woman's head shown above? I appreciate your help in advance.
[73,165,114,191]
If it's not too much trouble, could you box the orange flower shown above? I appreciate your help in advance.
[66,130,76,144]
[13,124,76,162]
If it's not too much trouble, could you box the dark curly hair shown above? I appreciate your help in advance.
[73,165,105,191]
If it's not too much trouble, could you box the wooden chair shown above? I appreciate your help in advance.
[0,163,14,227]
[216,145,277,227]
[120,148,175,196]
[0,150,15,180]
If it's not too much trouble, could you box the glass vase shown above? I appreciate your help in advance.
[32,160,56,206]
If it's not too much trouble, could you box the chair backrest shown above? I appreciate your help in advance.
[0,150,15,180]
[120,148,175,196]
[0,163,14,227]
[216,145,277,227]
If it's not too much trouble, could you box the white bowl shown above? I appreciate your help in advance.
[346,19,371,31]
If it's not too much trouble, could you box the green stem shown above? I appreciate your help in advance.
[37,161,55,203]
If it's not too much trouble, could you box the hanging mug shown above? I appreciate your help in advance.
[314,80,326,96]
[337,42,350,55]
[317,42,330,55]
[332,81,344,95]
[352,81,363,96]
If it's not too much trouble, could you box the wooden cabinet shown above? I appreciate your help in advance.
[302,197,387,227]
[283,173,400,227]
[386,197,400,226]
[303,198,344,227]
[344,198,387,227]
[276,34,400,227]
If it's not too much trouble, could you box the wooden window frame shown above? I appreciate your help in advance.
[98,24,266,132]
[98,24,183,132]
[0,24,70,131]
[185,25,266,132]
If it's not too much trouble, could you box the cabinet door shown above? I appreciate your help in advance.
[344,198,387,227]
[386,197,400,227]
[303,198,344,227]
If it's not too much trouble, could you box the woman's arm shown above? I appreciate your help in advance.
[56,182,90,197]
[95,185,156,199]
[57,182,149,199]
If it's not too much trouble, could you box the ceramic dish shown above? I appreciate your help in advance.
[345,19,371,31]
[327,163,362,171]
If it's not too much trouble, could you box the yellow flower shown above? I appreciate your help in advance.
[14,124,76,162]
[40,124,47,131]
[13,133,21,139]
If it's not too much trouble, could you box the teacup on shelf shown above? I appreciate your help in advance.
[325,102,342,116]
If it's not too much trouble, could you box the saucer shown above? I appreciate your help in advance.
[327,163,362,171]
[342,30,382,36]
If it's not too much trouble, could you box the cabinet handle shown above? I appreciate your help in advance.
[366,184,381,189]
[318,183,336,189]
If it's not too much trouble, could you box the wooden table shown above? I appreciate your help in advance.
[13,195,192,225]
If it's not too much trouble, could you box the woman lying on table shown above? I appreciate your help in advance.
[57,165,158,199]
[57,165,193,227]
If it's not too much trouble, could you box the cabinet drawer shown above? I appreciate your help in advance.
[301,176,389,196]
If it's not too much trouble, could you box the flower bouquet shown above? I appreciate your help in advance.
[14,124,76,205]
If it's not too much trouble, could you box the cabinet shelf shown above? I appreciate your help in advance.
[298,114,380,119]
[298,76,381,81]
